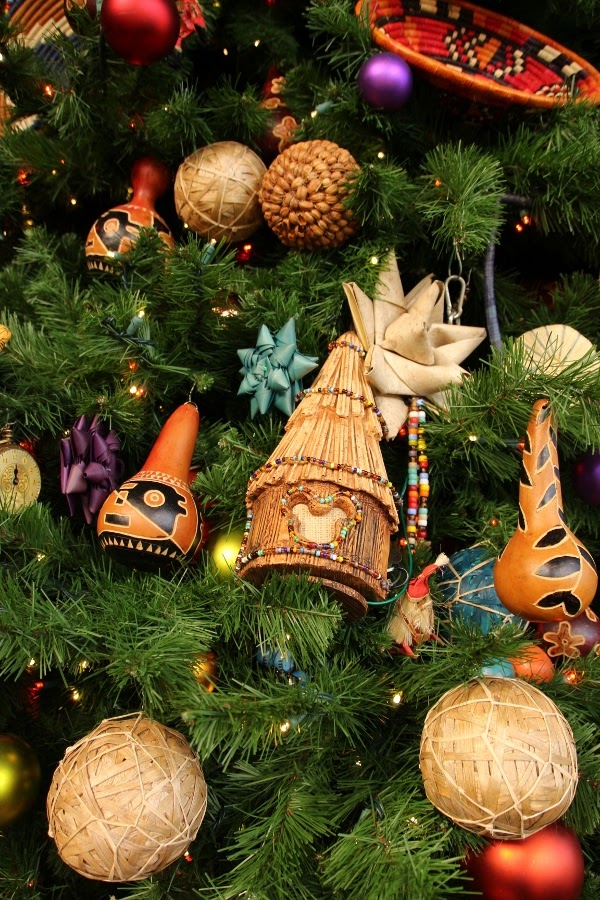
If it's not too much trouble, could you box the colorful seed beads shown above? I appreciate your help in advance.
[327,339,367,358]
[281,485,361,550]
[234,509,391,589]
[294,386,389,438]
[406,397,428,547]
[246,454,401,508]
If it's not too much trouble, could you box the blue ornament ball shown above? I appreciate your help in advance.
[357,53,413,111]
[481,658,516,678]
[435,545,526,634]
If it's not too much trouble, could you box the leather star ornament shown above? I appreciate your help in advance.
[237,318,318,418]
[343,252,487,437]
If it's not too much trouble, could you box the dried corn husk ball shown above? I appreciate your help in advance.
[259,139,360,250]
[47,713,207,882]
[419,678,577,840]
[174,141,266,241]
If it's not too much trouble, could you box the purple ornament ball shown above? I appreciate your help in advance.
[574,449,600,507]
[357,53,413,111]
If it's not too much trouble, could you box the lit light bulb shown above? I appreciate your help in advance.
[370,256,379,265]
[69,197,77,206]
[71,688,81,701]
[280,721,291,733]
[377,151,385,159]
[391,692,403,705]
[468,434,479,442]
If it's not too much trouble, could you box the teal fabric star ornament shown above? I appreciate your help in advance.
[237,319,318,418]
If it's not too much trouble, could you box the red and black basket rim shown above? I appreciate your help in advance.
[356,0,600,108]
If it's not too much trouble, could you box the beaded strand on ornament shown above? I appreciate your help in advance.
[406,398,428,548]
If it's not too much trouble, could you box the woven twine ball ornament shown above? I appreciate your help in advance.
[259,139,360,250]
[174,141,267,242]
[419,677,577,839]
[46,713,207,882]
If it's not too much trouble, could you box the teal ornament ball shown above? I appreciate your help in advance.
[436,545,525,634]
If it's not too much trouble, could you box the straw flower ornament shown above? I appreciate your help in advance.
[343,253,486,436]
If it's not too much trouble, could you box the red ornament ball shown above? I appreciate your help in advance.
[536,607,600,659]
[465,822,585,900]
[100,0,180,66]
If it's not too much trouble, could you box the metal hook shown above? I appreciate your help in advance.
[444,274,467,325]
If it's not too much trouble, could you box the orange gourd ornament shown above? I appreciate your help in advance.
[494,399,597,622]
[97,403,208,570]
[85,157,174,272]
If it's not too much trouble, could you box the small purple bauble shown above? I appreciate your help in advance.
[357,53,413,111]
[574,449,600,507]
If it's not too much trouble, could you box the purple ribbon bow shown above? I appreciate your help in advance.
[60,415,124,524]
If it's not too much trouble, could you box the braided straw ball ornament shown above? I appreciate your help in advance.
[259,140,360,250]
[47,714,207,882]
[419,678,577,839]
[174,141,267,241]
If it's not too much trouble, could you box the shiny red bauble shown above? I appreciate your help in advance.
[100,0,180,66]
[465,822,585,900]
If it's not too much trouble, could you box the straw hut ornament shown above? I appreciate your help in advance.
[236,333,400,619]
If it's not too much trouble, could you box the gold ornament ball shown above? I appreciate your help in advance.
[210,528,244,577]
[47,713,207,882]
[193,650,218,691]
[0,734,41,826]
[0,324,11,351]
[419,677,577,839]
[174,141,267,242]
[259,139,360,250]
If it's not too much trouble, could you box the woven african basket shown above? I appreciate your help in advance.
[174,141,267,242]
[420,677,577,839]
[259,140,360,251]
[0,0,75,128]
[357,0,600,109]
[47,713,207,882]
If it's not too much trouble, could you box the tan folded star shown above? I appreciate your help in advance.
[343,252,487,437]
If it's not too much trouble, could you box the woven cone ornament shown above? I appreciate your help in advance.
[494,399,597,622]
[236,333,399,619]
[344,252,486,436]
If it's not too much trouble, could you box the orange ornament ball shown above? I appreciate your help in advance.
[508,644,555,683]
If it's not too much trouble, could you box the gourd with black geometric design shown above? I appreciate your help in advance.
[494,399,597,622]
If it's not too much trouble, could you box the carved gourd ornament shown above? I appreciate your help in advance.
[97,403,208,570]
[494,399,597,622]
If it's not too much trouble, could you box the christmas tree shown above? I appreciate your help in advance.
[0,0,599,897]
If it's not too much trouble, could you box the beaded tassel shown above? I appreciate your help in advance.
[406,397,428,548]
